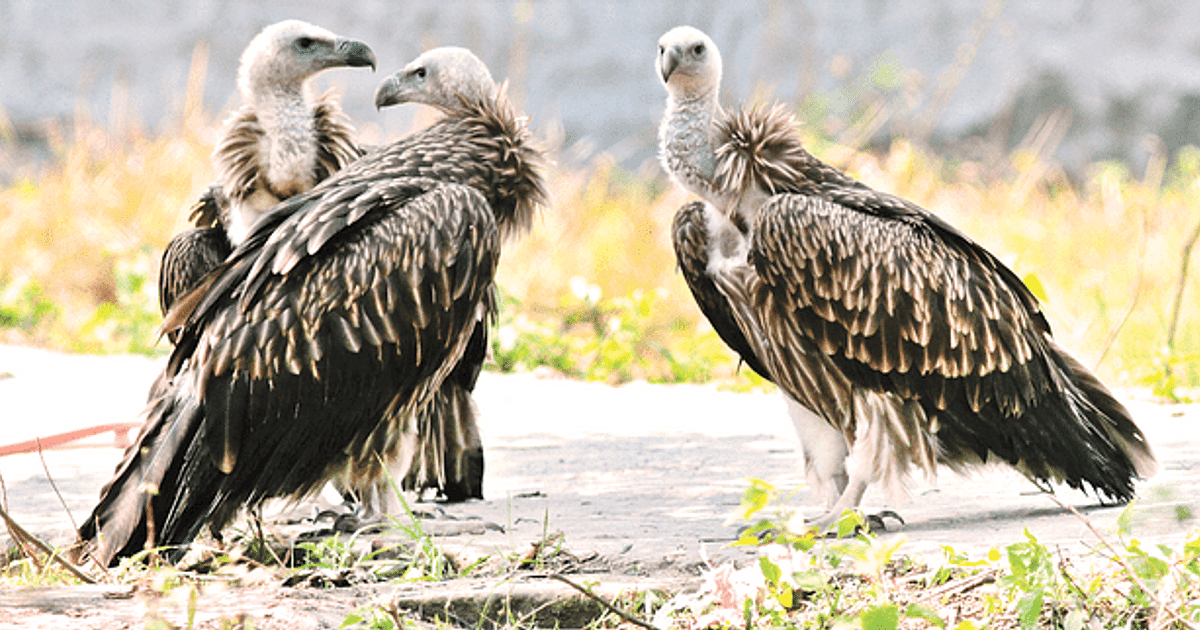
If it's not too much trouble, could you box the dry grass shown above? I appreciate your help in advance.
[1,89,1198,390]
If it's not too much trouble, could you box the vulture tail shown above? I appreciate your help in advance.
[77,384,219,567]
[1007,341,1157,504]
[1052,342,1157,496]
[401,380,485,501]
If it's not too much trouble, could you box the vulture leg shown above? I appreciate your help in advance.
[785,397,850,506]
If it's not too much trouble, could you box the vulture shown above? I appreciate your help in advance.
[78,46,545,565]
[657,26,1156,529]
[158,19,375,320]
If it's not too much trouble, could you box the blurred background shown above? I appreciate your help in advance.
[1,0,1198,395]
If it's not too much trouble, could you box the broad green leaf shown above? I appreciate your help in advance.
[904,603,946,628]
[793,569,828,591]
[1015,590,1044,629]
[1116,501,1137,537]
[759,555,782,584]
[776,585,794,609]
[1022,272,1049,302]
[861,603,900,630]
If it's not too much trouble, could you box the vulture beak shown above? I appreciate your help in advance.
[659,46,680,84]
[335,38,377,71]
[374,72,404,110]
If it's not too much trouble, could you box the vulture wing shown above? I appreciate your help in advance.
[671,200,772,380]
[82,176,498,564]
[749,191,1155,501]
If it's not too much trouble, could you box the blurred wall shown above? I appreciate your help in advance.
[4,0,1200,172]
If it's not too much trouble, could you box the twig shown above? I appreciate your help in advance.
[1047,495,1199,630]
[1094,198,1148,371]
[1055,547,1090,610]
[1164,211,1200,378]
[917,567,998,604]
[0,503,96,584]
[544,573,660,630]
[35,438,79,532]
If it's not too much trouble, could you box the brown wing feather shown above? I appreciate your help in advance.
[671,200,772,380]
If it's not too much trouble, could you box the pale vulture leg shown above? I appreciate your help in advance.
[788,391,924,531]
[785,396,850,506]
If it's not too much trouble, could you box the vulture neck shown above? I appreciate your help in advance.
[660,89,728,209]
[227,82,321,245]
[250,83,321,198]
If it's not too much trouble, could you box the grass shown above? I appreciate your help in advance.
[655,479,1200,630]
[2,92,1199,394]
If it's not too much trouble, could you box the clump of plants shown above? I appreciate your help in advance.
[644,479,1200,629]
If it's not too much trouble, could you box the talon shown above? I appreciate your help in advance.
[864,510,905,533]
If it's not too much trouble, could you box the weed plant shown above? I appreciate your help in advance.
[650,479,1200,630]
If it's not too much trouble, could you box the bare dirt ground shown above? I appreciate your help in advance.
[0,344,1196,628]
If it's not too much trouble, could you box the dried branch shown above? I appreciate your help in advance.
[35,438,79,532]
[1165,212,1200,375]
[544,573,660,630]
[0,503,97,584]
[917,567,998,604]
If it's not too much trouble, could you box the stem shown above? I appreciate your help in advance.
[1048,495,1198,630]
[1094,196,1148,370]
[0,504,97,584]
[545,573,660,630]
[1165,214,1200,371]
[35,438,79,532]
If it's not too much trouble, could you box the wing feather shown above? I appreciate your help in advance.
[670,200,772,380]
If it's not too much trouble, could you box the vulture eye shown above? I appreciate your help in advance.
[658,45,664,55]
[692,43,705,57]
[413,67,427,79]
[295,37,315,51]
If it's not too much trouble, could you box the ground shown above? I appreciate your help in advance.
[0,344,1196,628]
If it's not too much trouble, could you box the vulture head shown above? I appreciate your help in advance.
[657,26,722,103]
[374,47,498,112]
[237,20,376,102]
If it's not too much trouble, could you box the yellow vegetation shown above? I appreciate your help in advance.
[1,96,1197,392]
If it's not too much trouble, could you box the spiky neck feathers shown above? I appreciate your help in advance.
[215,87,325,246]
[450,91,546,239]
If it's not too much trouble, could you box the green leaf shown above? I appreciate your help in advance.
[739,478,775,520]
[1022,272,1049,302]
[1116,501,1137,537]
[341,613,364,628]
[793,569,828,591]
[861,603,900,630]
[759,555,782,584]
[836,510,867,538]
[904,603,946,628]
[776,585,794,609]
[1015,590,1044,629]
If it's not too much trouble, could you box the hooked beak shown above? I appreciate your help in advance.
[659,47,680,83]
[334,37,376,71]
[373,72,404,110]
